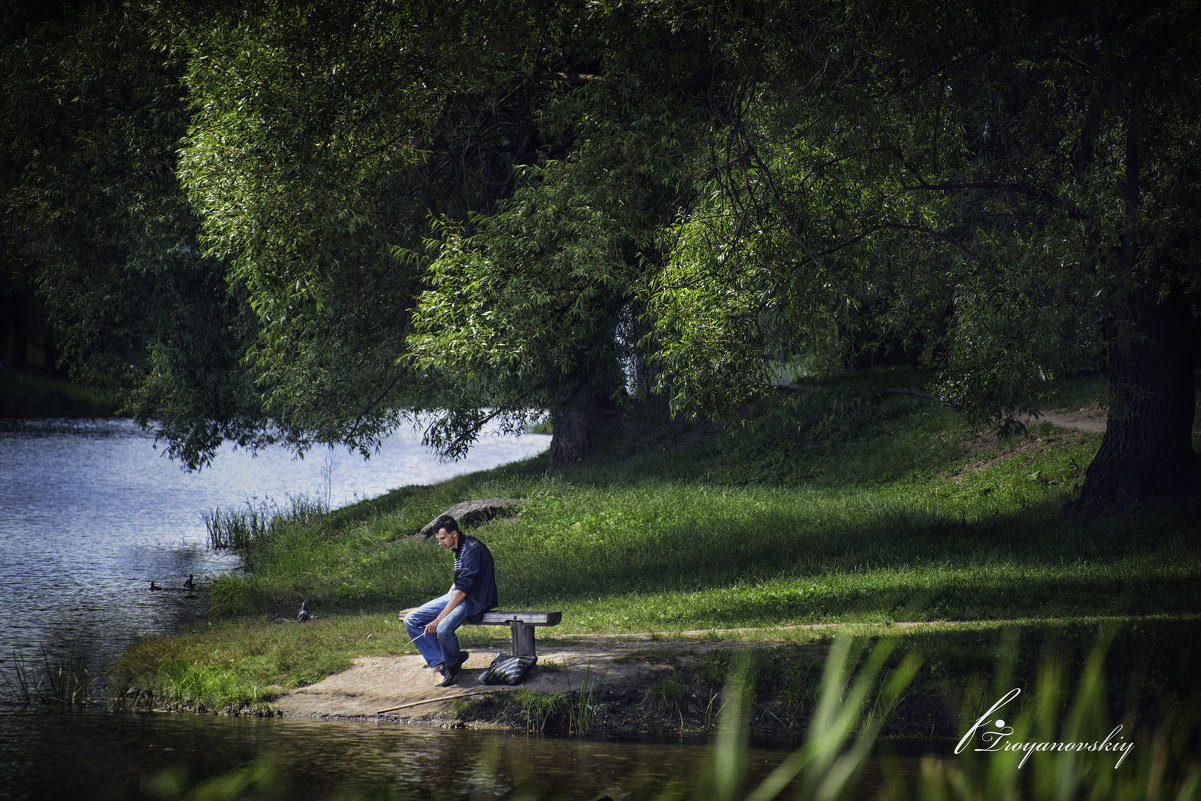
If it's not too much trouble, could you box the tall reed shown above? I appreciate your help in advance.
[696,634,1200,801]
[563,660,605,737]
[202,500,272,550]
[203,495,328,550]
[8,648,94,705]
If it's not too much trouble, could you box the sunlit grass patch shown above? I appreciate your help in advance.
[112,612,425,711]
[551,555,1198,634]
[195,371,1197,630]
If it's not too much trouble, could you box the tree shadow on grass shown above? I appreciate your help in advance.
[499,498,1201,627]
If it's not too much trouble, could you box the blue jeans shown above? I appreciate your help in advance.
[404,591,470,668]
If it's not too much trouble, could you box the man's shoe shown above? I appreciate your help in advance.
[438,664,459,687]
[438,651,470,686]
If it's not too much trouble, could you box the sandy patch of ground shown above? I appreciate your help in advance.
[271,622,974,728]
[272,615,1183,737]
[274,639,694,725]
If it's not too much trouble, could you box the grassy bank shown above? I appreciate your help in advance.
[0,367,116,417]
[113,369,1201,723]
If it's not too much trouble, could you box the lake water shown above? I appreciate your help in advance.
[2,704,807,801]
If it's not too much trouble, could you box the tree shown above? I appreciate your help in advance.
[167,0,576,459]
[647,0,1200,513]
[406,10,715,465]
[0,3,282,465]
[173,0,716,465]
[3,0,543,464]
[10,0,1196,513]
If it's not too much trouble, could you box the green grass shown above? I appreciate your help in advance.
[112,368,1201,713]
[115,613,414,711]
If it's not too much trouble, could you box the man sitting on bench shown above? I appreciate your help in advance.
[404,514,498,687]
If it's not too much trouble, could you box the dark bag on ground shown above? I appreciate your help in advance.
[479,652,537,685]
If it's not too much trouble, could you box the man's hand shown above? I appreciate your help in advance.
[425,589,467,637]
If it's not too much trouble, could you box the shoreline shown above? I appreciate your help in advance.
[270,634,959,745]
[262,613,1200,744]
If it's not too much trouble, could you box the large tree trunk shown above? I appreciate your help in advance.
[1069,279,1199,514]
[547,388,621,468]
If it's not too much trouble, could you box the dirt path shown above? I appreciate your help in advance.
[274,613,1192,727]
[1027,408,1107,433]
[275,638,697,725]
[1025,403,1201,435]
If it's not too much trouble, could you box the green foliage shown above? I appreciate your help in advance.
[405,30,712,454]
[513,688,568,734]
[644,1,1154,427]
[169,1,456,452]
[6,1,1196,500]
[0,3,272,466]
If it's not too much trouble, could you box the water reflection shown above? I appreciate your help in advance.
[2,706,790,800]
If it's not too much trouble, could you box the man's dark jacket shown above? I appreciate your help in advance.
[452,535,498,622]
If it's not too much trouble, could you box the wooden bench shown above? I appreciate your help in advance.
[475,610,562,658]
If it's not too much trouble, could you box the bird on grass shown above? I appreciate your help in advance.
[298,600,319,622]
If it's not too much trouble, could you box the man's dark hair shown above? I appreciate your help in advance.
[432,514,460,535]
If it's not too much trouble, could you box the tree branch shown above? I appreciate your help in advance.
[900,179,1087,219]
[349,353,415,441]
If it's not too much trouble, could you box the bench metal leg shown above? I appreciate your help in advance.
[509,621,537,658]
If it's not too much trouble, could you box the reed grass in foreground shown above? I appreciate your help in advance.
[697,634,1200,801]
[142,634,1200,800]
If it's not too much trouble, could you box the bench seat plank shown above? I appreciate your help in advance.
[479,610,562,626]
